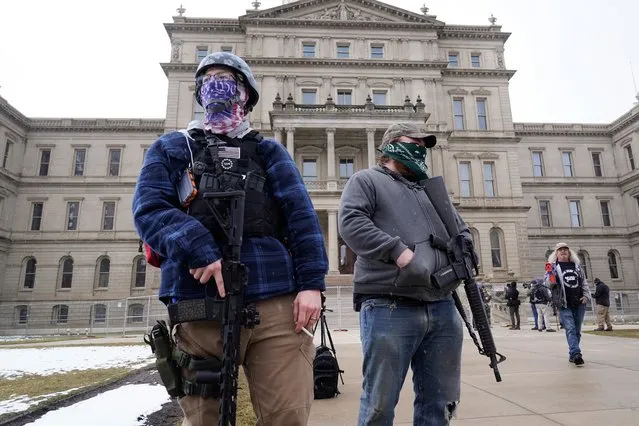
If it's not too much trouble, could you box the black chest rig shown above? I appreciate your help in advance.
[187,130,287,246]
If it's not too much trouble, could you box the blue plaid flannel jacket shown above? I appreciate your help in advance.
[132,130,328,303]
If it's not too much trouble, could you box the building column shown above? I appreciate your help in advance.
[328,209,339,274]
[286,127,295,159]
[273,127,282,143]
[367,128,376,168]
[326,128,336,178]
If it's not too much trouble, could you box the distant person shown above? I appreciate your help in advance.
[592,278,613,331]
[530,279,555,332]
[505,281,520,330]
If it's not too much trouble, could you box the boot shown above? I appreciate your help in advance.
[593,327,604,331]
[605,326,613,331]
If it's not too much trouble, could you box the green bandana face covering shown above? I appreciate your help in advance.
[380,142,429,180]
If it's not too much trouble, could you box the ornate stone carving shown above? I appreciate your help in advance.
[471,88,491,96]
[447,87,469,95]
[171,40,183,63]
[496,47,505,69]
[306,4,383,21]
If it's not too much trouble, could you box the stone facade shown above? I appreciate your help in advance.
[1,0,638,328]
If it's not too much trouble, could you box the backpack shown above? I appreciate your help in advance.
[313,312,344,399]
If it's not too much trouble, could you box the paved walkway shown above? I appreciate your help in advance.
[309,324,639,426]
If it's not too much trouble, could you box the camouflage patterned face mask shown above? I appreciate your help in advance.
[380,142,429,180]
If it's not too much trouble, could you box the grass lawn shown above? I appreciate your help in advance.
[0,367,133,422]
[584,328,639,339]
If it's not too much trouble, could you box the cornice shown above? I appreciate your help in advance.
[28,118,165,133]
[442,68,516,80]
[164,20,242,37]
[0,95,30,128]
[440,25,511,41]
[513,122,611,137]
[240,18,440,30]
[161,58,448,76]
[608,105,639,134]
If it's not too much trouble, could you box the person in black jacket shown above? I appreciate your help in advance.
[592,278,613,331]
[506,281,520,330]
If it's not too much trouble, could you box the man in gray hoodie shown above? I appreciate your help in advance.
[339,123,475,426]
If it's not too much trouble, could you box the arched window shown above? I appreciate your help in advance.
[23,257,37,289]
[128,304,144,323]
[93,304,107,323]
[15,305,28,325]
[489,228,503,268]
[51,304,69,324]
[59,257,74,289]
[133,257,146,288]
[96,257,110,288]
[608,250,620,279]
[469,228,481,271]
[577,250,590,279]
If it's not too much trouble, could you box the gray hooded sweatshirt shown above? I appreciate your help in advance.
[338,166,471,302]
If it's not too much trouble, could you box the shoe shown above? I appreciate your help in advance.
[531,327,539,330]
[569,357,575,363]
[605,327,613,331]
[594,327,604,331]
[574,354,584,366]
[546,329,556,332]
[515,326,520,330]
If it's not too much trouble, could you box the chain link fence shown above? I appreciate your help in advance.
[1,286,638,337]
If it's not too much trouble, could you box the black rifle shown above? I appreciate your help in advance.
[423,176,506,382]
[198,134,261,426]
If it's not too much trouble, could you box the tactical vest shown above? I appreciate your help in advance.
[187,129,287,245]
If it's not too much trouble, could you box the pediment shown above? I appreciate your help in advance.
[243,0,443,25]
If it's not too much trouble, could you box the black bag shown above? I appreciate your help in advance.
[313,303,344,399]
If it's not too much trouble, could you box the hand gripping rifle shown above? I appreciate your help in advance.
[423,176,506,382]
[198,134,261,426]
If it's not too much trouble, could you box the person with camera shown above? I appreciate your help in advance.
[530,279,555,332]
[133,52,328,425]
[505,281,521,330]
[339,122,475,425]
[546,242,590,366]
[592,278,613,331]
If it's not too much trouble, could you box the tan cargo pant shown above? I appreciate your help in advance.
[595,304,612,329]
[175,293,315,426]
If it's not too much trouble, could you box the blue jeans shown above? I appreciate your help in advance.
[358,297,463,426]
[559,305,586,359]
[531,303,539,328]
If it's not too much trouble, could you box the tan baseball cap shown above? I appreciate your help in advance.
[554,242,570,251]
[381,123,437,149]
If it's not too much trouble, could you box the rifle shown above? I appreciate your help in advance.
[198,134,261,426]
[423,176,506,382]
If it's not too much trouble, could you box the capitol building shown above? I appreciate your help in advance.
[1,0,638,329]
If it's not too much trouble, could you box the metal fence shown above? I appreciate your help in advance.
[1,286,638,337]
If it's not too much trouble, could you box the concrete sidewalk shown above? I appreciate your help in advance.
[309,325,639,426]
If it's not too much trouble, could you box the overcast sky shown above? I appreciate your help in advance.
[1,0,637,123]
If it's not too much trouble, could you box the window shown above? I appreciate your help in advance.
[453,98,465,130]
[73,149,86,176]
[336,43,350,58]
[600,200,611,227]
[102,201,116,230]
[370,45,384,59]
[448,53,459,67]
[60,257,74,289]
[95,258,110,288]
[24,258,37,289]
[51,304,69,324]
[66,201,80,231]
[2,141,12,168]
[372,90,387,105]
[142,148,148,164]
[562,152,574,177]
[608,251,619,279]
[476,99,488,130]
[532,151,544,177]
[195,46,208,62]
[458,162,472,197]
[625,145,635,171]
[193,98,204,121]
[38,149,51,176]
[483,162,496,197]
[16,305,28,325]
[302,42,316,58]
[134,257,147,288]
[538,200,552,227]
[591,152,602,177]
[336,90,352,105]
[471,54,481,67]
[301,89,317,104]
[569,200,582,227]
[108,149,121,176]
[339,158,354,179]
[469,228,481,271]
[93,304,107,323]
[577,251,590,279]
[128,304,144,323]
[302,159,317,181]
[221,46,233,53]
[489,229,502,268]
[31,202,43,231]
